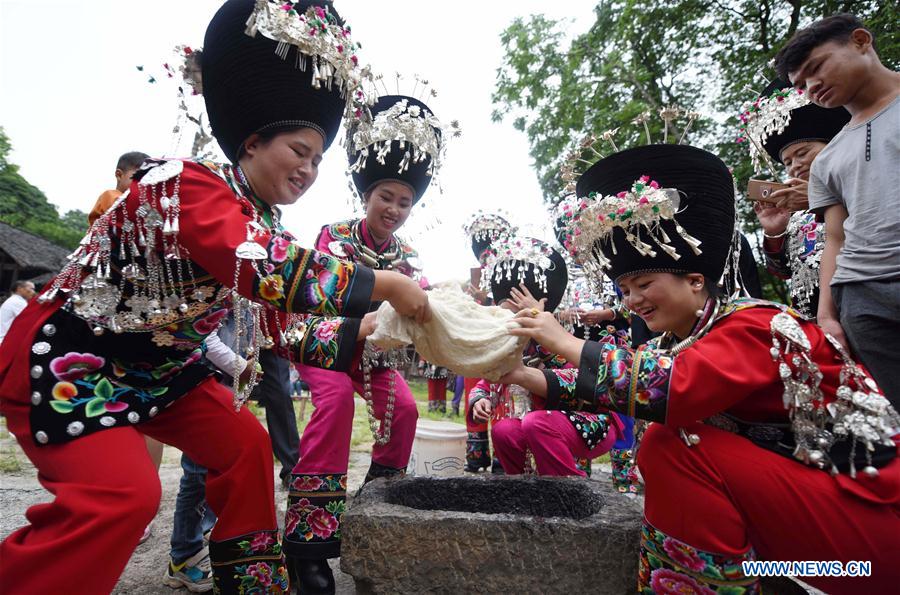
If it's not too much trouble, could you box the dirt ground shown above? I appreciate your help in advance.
[0,403,377,594]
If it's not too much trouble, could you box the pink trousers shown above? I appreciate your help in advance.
[491,410,618,476]
[294,363,418,474]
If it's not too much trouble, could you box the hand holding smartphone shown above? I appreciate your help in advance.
[747,179,790,203]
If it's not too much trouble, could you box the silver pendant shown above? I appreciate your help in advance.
[139,159,184,186]
[235,241,268,260]
[328,240,347,258]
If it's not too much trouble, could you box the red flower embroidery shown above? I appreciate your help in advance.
[650,568,716,595]
[292,475,324,492]
[192,308,228,335]
[306,508,338,539]
[662,537,708,572]
[249,531,275,552]
[50,352,105,382]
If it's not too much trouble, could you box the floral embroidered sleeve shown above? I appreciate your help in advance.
[289,314,360,372]
[465,379,492,425]
[543,341,674,423]
[176,163,374,319]
[543,309,782,425]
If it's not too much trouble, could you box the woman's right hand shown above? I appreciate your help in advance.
[753,201,790,236]
[382,271,431,324]
[472,398,493,424]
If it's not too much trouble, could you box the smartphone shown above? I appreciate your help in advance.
[747,178,790,203]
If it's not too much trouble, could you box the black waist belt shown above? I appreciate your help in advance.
[703,414,896,473]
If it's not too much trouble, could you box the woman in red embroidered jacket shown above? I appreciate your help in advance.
[285,90,457,592]
[0,2,430,593]
[501,141,900,594]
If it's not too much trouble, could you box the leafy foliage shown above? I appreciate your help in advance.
[492,0,899,301]
[0,127,88,249]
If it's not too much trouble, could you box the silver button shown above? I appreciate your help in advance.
[32,342,51,355]
[42,324,57,337]
[30,365,43,379]
[127,412,140,423]
[66,421,85,436]
[35,431,49,444]
[149,406,159,417]
[99,416,116,427]
[31,391,42,405]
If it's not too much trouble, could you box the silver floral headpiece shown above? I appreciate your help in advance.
[738,86,809,174]
[245,0,366,99]
[566,177,702,278]
[463,210,517,247]
[343,74,461,209]
[479,236,556,294]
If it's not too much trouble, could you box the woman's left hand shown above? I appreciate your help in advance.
[769,178,810,212]
[357,312,378,341]
[509,283,546,313]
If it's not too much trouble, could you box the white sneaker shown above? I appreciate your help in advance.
[164,546,213,593]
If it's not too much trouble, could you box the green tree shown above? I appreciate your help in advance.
[492,0,898,301]
[0,127,87,248]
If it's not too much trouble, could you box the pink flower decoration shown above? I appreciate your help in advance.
[50,352,106,382]
[336,44,344,53]
[650,568,715,595]
[639,197,649,205]
[313,320,340,345]
[281,3,292,11]
[351,55,358,66]
[247,563,274,587]
[250,532,275,552]
[639,175,650,183]
[270,236,291,263]
[617,207,627,215]
[307,508,339,540]
[649,180,659,189]
[193,308,228,335]
[662,537,708,572]
[617,191,627,199]
[314,6,326,18]
[105,401,129,413]
[292,475,325,491]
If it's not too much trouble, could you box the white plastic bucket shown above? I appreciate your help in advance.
[407,419,467,477]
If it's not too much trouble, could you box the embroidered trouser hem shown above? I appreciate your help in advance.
[209,529,288,594]
[282,472,346,560]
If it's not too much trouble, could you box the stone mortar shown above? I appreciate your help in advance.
[341,474,644,594]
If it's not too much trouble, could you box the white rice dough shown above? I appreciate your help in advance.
[369,285,527,381]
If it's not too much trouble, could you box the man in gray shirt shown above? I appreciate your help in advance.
[776,13,900,407]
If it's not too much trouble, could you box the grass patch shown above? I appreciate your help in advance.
[0,449,22,473]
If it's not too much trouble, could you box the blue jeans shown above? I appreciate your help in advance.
[169,453,217,562]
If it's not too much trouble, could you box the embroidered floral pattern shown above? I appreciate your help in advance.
[283,473,346,557]
[233,561,289,594]
[549,342,672,422]
[298,316,349,369]
[639,521,760,594]
[466,431,491,469]
[151,306,228,351]
[44,350,195,417]
[610,448,643,494]
[210,529,288,595]
[50,352,105,382]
